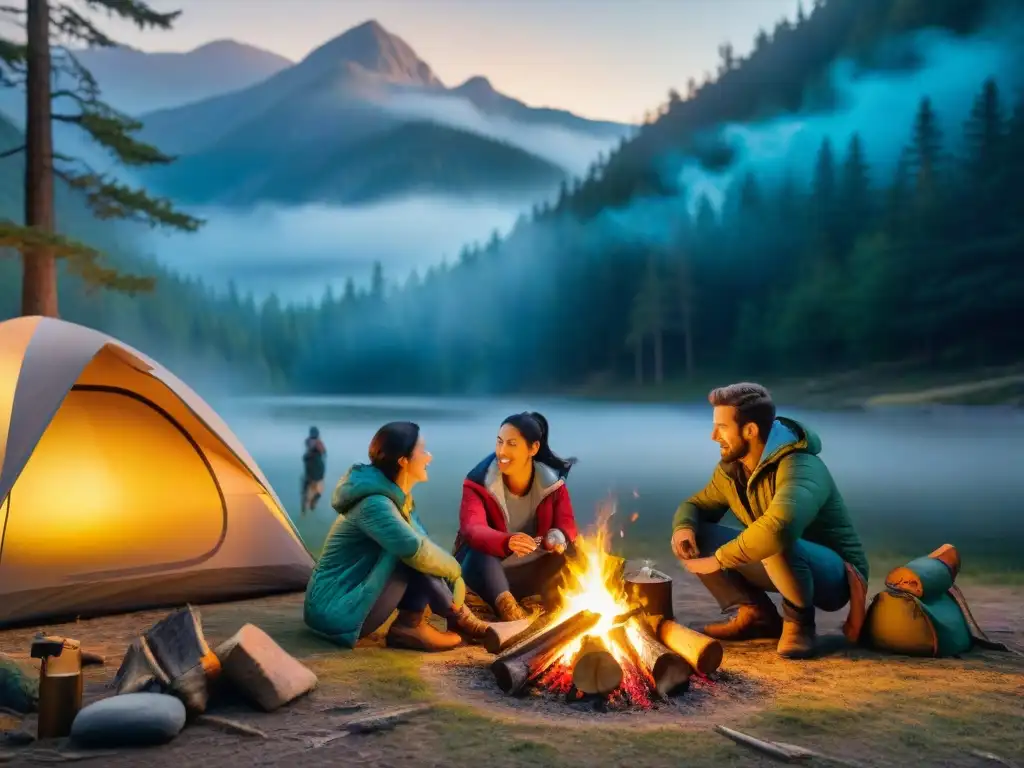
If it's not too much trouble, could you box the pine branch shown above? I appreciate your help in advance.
[0,144,24,159]
[0,36,27,77]
[52,4,116,47]
[54,163,202,231]
[80,0,180,32]
[0,220,156,294]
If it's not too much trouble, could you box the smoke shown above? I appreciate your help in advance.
[147,196,528,303]
[669,22,1024,216]
[379,90,626,178]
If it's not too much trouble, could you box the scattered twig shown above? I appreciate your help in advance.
[343,704,433,734]
[319,701,367,715]
[714,725,811,762]
[971,749,1022,768]
[17,749,118,763]
[304,704,433,750]
[195,714,267,739]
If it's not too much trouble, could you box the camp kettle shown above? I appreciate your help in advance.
[31,635,84,739]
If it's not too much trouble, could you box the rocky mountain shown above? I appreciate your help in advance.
[72,40,294,115]
[0,40,292,122]
[135,20,627,207]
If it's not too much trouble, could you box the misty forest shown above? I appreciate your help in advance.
[0,0,1022,397]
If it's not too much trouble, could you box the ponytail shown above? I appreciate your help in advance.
[500,411,577,478]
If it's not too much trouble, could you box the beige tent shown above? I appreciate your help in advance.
[0,316,314,628]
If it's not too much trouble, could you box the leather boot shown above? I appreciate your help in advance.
[702,594,783,641]
[449,604,491,643]
[777,601,816,659]
[495,591,528,622]
[385,610,463,652]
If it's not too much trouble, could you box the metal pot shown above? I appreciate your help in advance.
[623,564,674,620]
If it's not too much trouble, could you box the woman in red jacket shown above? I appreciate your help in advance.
[453,411,580,621]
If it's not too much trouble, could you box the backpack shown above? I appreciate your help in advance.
[863,544,1013,658]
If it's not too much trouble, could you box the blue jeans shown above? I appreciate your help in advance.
[696,523,850,615]
[359,564,456,638]
[456,546,568,608]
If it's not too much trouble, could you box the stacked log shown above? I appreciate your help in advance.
[490,611,600,694]
[571,636,622,696]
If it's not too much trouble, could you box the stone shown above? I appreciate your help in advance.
[0,653,37,714]
[69,693,185,748]
[215,624,317,712]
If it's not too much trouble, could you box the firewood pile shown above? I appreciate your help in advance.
[114,605,318,719]
[485,606,724,710]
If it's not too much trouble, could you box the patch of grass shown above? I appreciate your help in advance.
[419,703,739,767]
[304,647,429,701]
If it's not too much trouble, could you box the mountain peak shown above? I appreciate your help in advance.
[456,75,495,93]
[300,19,442,87]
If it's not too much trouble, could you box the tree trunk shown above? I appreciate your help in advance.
[22,0,58,318]
[634,338,643,385]
[683,305,695,379]
[653,329,664,385]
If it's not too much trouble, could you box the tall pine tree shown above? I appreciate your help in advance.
[0,0,202,317]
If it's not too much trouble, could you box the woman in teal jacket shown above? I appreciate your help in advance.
[304,421,491,650]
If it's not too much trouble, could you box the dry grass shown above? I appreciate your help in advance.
[2,571,1023,767]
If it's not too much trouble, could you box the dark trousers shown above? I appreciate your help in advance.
[359,563,456,638]
[457,546,568,608]
[695,523,850,617]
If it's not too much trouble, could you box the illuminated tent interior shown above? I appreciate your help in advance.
[0,316,314,628]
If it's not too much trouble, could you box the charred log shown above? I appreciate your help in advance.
[624,617,691,697]
[491,611,600,695]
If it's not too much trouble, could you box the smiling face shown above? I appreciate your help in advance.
[495,423,539,476]
[711,405,757,463]
[398,435,432,484]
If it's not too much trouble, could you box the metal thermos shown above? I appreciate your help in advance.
[31,635,84,740]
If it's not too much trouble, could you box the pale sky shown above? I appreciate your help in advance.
[90,0,804,123]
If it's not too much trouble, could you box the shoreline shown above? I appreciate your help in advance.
[563,364,1024,411]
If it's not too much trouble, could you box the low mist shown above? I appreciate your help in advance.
[380,90,625,178]
[675,21,1023,214]
[147,196,529,303]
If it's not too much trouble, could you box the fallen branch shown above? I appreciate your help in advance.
[971,749,1022,768]
[195,714,267,739]
[714,725,869,767]
[714,725,811,762]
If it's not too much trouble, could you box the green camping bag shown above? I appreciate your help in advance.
[863,544,1011,658]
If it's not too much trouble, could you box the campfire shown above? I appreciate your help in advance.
[488,512,723,709]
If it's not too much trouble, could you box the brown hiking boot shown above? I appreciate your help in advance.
[449,604,491,643]
[702,602,783,642]
[495,591,528,622]
[386,610,463,652]
[777,620,816,659]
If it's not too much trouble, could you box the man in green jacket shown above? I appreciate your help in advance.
[671,383,869,659]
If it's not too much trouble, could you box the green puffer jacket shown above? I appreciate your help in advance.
[304,463,464,647]
[672,417,869,580]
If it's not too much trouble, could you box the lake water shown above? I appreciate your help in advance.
[212,395,1024,572]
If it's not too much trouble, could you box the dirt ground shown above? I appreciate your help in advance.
[2,565,1022,767]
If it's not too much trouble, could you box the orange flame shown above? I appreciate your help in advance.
[549,499,635,666]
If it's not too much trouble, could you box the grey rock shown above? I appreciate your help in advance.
[70,693,185,748]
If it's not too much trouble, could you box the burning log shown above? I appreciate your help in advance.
[483,619,533,655]
[491,611,600,695]
[571,636,622,696]
[655,618,723,675]
[493,612,558,663]
[623,617,691,697]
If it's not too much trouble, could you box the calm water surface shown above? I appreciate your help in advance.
[212,396,1024,570]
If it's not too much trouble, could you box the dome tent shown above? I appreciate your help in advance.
[0,316,313,628]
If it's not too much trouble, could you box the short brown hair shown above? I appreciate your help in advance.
[708,382,776,442]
